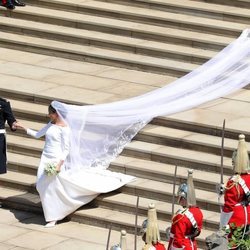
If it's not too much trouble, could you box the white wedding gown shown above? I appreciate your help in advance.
[27,123,135,222]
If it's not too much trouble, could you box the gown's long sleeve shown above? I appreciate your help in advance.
[27,123,51,138]
[59,127,70,161]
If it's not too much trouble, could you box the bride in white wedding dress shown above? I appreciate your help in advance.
[16,104,136,227]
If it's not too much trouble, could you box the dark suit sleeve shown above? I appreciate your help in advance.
[3,101,16,131]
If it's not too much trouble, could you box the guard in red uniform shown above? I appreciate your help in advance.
[1,0,25,9]
[220,134,250,243]
[1,0,14,9]
[141,203,167,250]
[167,169,203,250]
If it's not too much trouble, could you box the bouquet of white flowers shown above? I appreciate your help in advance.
[44,162,58,176]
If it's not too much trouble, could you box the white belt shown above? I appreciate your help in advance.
[0,129,6,134]
[235,203,242,207]
[235,202,249,207]
[170,233,190,239]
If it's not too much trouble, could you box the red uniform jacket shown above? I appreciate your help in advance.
[168,206,203,250]
[153,242,167,250]
[143,242,166,250]
[223,174,250,227]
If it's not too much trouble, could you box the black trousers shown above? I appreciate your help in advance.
[0,134,7,174]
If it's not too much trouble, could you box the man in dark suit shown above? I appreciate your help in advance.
[0,98,17,174]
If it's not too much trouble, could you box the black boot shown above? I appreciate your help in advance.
[13,0,25,6]
[5,0,15,9]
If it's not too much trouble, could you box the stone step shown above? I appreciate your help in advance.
[17,0,248,37]
[0,31,197,76]
[0,87,55,106]
[111,155,229,192]
[0,171,36,193]
[121,176,220,212]
[193,0,250,9]
[94,192,220,231]
[6,129,234,178]
[73,204,214,249]
[153,112,250,141]
[0,205,147,250]
[8,98,49,123]
[137,124,242,157]
[1,168,220,231]
[123,140,233,175]
[7,152,39,175]
[0,17,216,64]
[0,46,177,92]
[0,5,236,51]
[0,187,212,249]
[7,147,229,194]
[0,186,42,213]
[0,168,221,213]
[7,133,44,158]
[94,0,250,24]
[0,66,149,107]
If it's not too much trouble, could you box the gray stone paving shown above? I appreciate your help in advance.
[0,207,142,250]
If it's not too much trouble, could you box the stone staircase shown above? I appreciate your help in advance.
[0,0,249,76]
[0,0,250,249]
[1,91,249,249]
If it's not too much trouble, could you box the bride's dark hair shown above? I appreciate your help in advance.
[48,104,57,114]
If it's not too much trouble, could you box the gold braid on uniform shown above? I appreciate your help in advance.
[225,174,241,198]
[172,208,187,225]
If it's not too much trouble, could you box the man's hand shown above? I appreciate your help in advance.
[11,121,17,131]
[15,122,27,131]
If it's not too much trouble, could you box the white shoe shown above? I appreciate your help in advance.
[44,221,57,228]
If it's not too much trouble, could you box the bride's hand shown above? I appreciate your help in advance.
[15,122,26,130]
[56,165,61,173]
[56,160,64,173]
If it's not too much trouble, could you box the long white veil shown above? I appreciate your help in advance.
[53,29,250,171]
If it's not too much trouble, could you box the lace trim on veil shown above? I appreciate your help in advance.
[90,120,147,169]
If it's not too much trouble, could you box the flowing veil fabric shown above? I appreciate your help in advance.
[53,28,250,173]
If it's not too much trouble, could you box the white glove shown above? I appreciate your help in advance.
[166,227,171,241]
[220,211,233,229]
